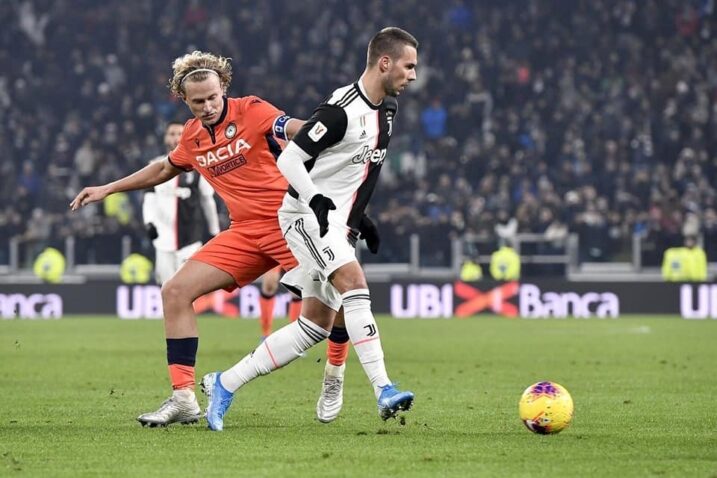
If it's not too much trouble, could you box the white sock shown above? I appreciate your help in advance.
[341,289,391,398]
[220,317,329,393]
[325,362,345,377]
[172,388,196,402]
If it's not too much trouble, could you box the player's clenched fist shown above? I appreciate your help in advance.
[70,185,111,210]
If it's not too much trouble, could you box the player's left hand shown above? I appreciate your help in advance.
[359,214,380,254]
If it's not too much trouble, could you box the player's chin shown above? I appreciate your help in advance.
[391,85,408,97]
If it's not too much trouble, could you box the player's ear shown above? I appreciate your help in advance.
[379,55,391,73]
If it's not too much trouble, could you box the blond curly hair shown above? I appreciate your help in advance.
[168,51,232,98]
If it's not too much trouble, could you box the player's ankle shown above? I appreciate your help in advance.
[325,362,346,376]
[172,388,196,401]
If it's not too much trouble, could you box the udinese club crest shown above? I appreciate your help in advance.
[225,122,237,139]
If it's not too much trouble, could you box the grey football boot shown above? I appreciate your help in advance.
[316,363,345,423]
[137,389,202,427]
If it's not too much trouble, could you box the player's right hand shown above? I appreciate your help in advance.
[145,223,159,240]
[358,214,380,254]
[70,185,111,210]
[309,194,336,237]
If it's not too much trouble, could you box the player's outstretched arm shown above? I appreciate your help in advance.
[70,158,181,210]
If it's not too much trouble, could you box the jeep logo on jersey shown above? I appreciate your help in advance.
[196,138,251,167]
[350,145,387,165]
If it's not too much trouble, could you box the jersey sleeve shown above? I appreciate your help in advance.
[291,104,347,158]
[168,139,194,172]
[242,96,285,135]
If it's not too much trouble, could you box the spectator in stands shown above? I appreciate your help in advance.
[420,98,447,140]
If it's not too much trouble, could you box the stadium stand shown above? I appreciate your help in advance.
[2,0,716,271]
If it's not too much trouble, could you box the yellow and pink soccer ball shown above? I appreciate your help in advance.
[518,381,574,434]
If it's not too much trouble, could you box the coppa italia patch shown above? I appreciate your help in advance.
[308,121,327,142]
[208,155,247,177]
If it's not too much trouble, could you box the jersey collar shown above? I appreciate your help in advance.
[356,76,381,110]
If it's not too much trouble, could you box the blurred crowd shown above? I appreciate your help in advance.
[2,0,717,269]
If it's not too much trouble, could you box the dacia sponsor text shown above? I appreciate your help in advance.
[196,138,251,167]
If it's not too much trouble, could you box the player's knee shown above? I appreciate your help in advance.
[301,297,335,331]
[261,280,278,296]
[330,262,367,293]
[338,277,368,293]
[161,278,191,307]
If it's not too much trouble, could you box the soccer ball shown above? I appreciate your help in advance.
[518,381,574,434]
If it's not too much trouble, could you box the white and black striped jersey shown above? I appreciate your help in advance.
[279,79,396,235]
[143,156,220,251]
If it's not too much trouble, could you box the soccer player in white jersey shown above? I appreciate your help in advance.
[143,122,220,284]
[201,27,418,430]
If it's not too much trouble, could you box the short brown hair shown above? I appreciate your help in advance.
[168,51,232,98]
[367,27,418,66]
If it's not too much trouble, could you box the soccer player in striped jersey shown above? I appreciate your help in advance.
[203,27,419,429]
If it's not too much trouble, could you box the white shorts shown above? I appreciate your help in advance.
[279,213,356,311]
[155,241,202,284]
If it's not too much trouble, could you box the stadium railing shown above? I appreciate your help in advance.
[2,232,712,282]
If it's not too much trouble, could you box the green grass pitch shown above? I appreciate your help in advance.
[2,316,716,477]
